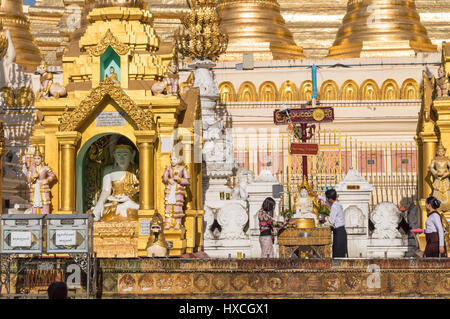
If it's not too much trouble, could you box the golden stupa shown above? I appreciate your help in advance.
[217,0,304,61]
[327,0,437,58]
[1,0,42,72]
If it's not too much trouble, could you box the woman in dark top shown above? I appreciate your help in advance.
[424,196,446,257]
[258,197,286,258]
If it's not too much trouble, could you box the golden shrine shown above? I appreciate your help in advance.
[415,42,450,256]
[29,0,203,257]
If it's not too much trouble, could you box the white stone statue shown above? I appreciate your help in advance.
[344,205,365,228]
[1,30,30,89]
[293,185,319,227]
[370,202,403,239]
[92,144,140,222]
[217,201,248,240]
[231,166,254,200]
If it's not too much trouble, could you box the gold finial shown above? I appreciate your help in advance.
[175,0,228,60]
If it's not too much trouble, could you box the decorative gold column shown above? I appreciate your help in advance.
[418,132,438,228]
[153,99,187,256]
[55,131,81,214]
[415,135,423,201]
[0,121,5,215]
[135,130,157,256]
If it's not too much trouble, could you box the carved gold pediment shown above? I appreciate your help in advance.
[86,29,130,57]
[59,77,155,132]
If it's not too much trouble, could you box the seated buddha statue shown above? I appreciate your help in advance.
[92,144,139,222]
[292,179,319,227]
[107,66,120,86]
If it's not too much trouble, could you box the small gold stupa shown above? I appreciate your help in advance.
[217,0,304,61]
[327,0,437,58]
[1,0,42,72]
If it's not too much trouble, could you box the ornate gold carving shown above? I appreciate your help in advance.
[320,80,339,100]
[0,32,8,61]
[16,86,35,107]
[401,78,419,100]
[86,29,131,57]
[280,80,298,101]
[0,87,14,107]
[175,0,228,60]
[360,79,380,100]
[258,81,278,101]
[59,77,155,131]
[237,81,257,102]
[340,80,359,100]
[299,81,313,101]
[381,79,400,100]
[219,81,236,103]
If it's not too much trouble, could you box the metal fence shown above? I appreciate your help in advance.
[233,129,417,210]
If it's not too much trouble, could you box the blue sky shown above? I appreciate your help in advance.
[23,0,36,5]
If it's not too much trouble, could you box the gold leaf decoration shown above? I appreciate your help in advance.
[86,29,130,57]
[59,77,155,132]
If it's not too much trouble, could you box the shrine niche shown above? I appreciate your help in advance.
[299,80,313,101]
[258,81,278,101]
[29,2,203,258]
[340,80,359,100]
[381,79,400,100]
[320,80,339,100]
[280,80,298,101]
[360,79,380,100]
[100,46,121,85]
[238,81,257,102]
[219,81,236,103]
[401,78,419,99]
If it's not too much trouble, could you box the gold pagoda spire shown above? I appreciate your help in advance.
[327,0,437,58]
[0,0,42,72]
[217,0,304,61]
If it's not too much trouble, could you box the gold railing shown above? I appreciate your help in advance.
[233,129,417,210]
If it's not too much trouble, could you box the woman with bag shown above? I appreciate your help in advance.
[424,196,447,257]
[258,197,287,258]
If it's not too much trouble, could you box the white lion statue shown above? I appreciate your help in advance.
[370,202,403,239]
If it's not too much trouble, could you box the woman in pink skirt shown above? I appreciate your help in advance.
[258,197,286,258]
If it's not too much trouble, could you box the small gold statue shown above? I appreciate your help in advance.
[146,211,168,257]
[428,143,450,211]
[436,66,449,97]
[107,66,120,86]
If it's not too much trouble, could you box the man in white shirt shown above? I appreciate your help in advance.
[319,189,347,258]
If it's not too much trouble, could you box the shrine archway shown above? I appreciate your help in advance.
[75,133,138,214]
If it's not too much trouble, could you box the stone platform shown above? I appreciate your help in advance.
[97,258,450,298]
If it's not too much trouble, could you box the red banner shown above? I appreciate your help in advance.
[274,107,334,125]
[290,143,319,155]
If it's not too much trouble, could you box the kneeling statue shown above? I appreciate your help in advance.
[92,144,139,221]
[146,212,168,257]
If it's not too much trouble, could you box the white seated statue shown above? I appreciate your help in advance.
[293,184,319,227]
[92,144,140,222]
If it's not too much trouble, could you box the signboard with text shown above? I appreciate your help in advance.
[274,107,334,125]
[290,143,319,155]
[1,215,44,254]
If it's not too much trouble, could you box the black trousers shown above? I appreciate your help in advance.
[332,226,348,258]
